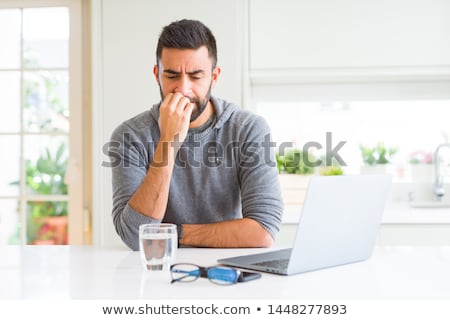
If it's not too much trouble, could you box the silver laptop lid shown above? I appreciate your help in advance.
[286,174,392,275]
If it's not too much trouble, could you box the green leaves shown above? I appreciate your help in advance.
[26,142,68,218]
[359,143,397,166]
[276,149,315,175]
[26,142,68,196]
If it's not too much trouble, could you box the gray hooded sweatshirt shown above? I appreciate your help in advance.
[110,96,283,250]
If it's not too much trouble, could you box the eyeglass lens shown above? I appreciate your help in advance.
[171,264,200,282]
[207,267,239,285]
[171,264,239,285]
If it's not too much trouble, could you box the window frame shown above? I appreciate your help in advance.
[0,0,86,244]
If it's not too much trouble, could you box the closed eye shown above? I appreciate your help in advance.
[163,69,204,80]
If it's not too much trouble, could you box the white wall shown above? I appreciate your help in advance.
[92,0,245,247]
[250,0,450,70]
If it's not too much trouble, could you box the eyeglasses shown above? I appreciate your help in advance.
[170,263,241,285]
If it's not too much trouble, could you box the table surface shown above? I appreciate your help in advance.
[1,245,450,300]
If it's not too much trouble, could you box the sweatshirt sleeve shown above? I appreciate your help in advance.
[109,123,161,251]
[237,114,284,239]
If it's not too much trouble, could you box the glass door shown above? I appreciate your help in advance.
[0,4,82,245]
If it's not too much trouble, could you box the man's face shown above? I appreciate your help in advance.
[154,46,220,122]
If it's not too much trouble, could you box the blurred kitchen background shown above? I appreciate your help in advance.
[0,0,449,247]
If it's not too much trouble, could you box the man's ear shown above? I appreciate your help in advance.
[211,66,221,88]
[153,64,160,84]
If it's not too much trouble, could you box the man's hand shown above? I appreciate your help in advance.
[128,93,194,219]
[158,92,194,145]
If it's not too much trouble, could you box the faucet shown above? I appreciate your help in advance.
[433,143,450,200]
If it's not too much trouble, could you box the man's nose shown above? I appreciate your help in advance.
[174,76,192,96]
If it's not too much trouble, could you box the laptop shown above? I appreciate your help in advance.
[218,174,392,275]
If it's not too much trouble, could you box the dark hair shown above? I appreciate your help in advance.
[156,19,217,67]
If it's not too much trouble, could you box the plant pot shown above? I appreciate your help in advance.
[32,239,56,245]
[278,174,313,205]
[34,216,68,245]
[410,164,434,183]
[409,164,435,203]
[360,164,388,175]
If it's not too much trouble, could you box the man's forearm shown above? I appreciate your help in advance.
[128,140,176,220]
[180,218,274,248]
[128,92,193,220]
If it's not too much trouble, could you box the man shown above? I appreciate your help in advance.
[110,19,283,250]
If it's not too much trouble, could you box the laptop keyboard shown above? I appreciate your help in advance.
[252,258,289,270]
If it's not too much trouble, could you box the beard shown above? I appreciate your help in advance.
[159,82,213,122]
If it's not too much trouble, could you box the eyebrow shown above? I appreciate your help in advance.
[163,69,205,76]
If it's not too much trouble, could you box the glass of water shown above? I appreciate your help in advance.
[139,223,177,271]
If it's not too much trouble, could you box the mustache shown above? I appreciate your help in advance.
[188,97,200,104]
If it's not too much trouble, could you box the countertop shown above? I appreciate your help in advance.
[1,245,450,300]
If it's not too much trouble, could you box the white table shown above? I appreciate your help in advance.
[1,245,450,299]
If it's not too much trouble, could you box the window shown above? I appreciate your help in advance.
[0,1,85,245]
[248,0,450,223]
[250,80,450,221]
[256,99,450,179]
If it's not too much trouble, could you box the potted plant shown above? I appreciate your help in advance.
[409,150,433,182]
[276,148,315,204]
[12,142,69,245]
[27,218,56,245]
[316,155,344,176]
[359,143,397,174]
[276,148,315,175]
[28,143,68,245]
